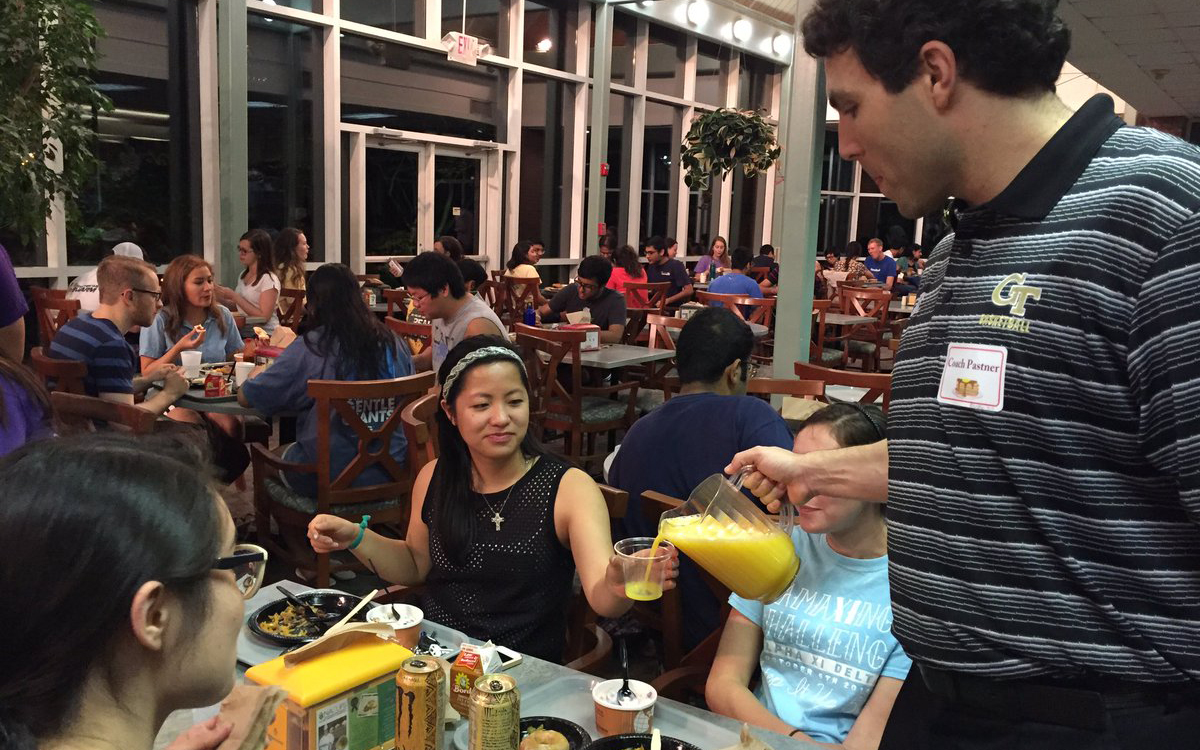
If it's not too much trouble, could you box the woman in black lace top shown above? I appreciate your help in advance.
[307,335,674,661]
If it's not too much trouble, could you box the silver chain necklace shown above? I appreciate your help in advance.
[477,457,529,531]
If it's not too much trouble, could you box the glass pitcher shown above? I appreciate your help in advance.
[656,468,799,603]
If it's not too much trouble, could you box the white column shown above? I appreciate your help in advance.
[348,131,366,273]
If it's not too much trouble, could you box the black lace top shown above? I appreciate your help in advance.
[420,455,576,662]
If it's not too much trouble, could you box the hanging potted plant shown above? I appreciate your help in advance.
[681,107,782,194]
[1,0,112,247]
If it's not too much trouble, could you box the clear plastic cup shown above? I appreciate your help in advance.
[234,361,254,387]
[614,537,675,601]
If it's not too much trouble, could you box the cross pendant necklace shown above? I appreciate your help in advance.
[478,457,529,532]
[490,511,505,531]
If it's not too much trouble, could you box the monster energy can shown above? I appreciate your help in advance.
[396,657,445,750]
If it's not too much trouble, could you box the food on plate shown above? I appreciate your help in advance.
[258,602,324,637]
[253,326,269,340]
[519,729,569,750]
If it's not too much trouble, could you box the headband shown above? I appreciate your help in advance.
[441,346,527,400]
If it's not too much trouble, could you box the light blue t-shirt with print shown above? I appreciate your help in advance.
[729,529,911,744]
[139,306,244,364]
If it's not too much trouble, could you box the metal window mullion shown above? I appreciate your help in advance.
[504,68,523,258]
[197,0,221,267]
[321,21,341,264]
[713,50,739,241]
[348,131,366,273]
[625,96,646,246]
[422,0,442,45]
[567,81,587,259]
[682,36,697,102]
[217,0,248,287]
[632,19,649,90]
[418,144,436,253]
[675,104,692,246]
[585,2,614,253]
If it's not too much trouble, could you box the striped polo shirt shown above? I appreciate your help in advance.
[49,312,138,396]
[889,95,1200,682]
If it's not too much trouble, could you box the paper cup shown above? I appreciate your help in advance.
[180,350,202,379]
[592,679,655,737]
[367,603,423,649]
[234,361,254,387]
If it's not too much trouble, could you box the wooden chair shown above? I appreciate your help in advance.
[250,371,437,586]
[638,489,732,673]
[500,276,543,328]
[356,274,383,286]
[835,287,892,372]
[646,314,684,351]
[31,290,80,348]
[514,324,639,471]
[794,361,892,411]
[50,391,157,434]
[400,391,439,476]
[382,288,410,319]
[384,317,433,358]
[623,281,669,313]
[30,347,87,394]
[810,299,845,368]
[745,266,769,282]
[475,279,501,311]
[489,269,504,282]
[276,288,305,329]
[562,482,627,675]
[746,377,826,426]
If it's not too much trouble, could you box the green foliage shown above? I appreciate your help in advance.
[680,108,782,193]
[0,0,112,244]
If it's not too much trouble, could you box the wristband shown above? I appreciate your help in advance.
[788,729,802,738]
[347,515,371,550]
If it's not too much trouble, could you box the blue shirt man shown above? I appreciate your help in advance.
[708,246,766,303]
[610,307,794,650]
[863,240,896,289]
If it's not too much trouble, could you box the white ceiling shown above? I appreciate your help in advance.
[729,0,1200,119]
[1061,0,1200,118]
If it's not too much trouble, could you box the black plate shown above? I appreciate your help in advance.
[520,717,592,750]
[247,591,366,646]
[584,734,701,750]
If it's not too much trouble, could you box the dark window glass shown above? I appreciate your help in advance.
[640,102,678,241]
[695,40,727,105]
[610,12,638,85]
[524,0,575,71]
[729,171,762,252]
[822,129,854,192]
[860,169,881,194]
[365,148,419,256]
[817,195,852,253]
[738,55,778,113]
[341,35,504,141]
[434,154,481,255]
[856,197,914,250]
[68,0,201,267]
[247,15,319,254]
[519,75,572,257]
[341,0,415,35]
[646,23,684,98]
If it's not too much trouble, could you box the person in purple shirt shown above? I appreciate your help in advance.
[0,244,27,361]
[0,348,51,457]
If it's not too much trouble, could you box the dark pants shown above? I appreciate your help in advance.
[879,666,1200,750]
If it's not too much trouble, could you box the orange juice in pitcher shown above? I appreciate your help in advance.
[655,470,799,603]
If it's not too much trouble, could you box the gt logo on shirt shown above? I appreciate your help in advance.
[990,273,1042,317]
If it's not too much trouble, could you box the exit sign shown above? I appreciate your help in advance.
[443,31,480,66]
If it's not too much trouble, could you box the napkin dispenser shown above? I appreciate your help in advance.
[245,631,411,750]
[561,323,600,351]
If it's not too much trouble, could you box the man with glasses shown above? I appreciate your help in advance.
[609,307,793,652]
[50,255,187,415]
[403,251,505,374]
[537,255,627,344]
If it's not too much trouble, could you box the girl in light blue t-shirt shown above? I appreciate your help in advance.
[707,403,910,747]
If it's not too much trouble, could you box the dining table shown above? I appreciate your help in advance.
[153,581,822,750]
[823,313,878,327]
[564,343,677,370]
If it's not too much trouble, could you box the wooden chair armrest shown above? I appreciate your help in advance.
[650,665,711,700]
[250,443,317,476]
[580,380,641,398]
[564,623,613,676]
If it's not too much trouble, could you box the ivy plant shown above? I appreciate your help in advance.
[681,108,782,194]
[0,0,112,244]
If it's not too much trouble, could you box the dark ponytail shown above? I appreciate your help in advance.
[429,335,545,564]
[800,401,887,447]
[0,435,223,746]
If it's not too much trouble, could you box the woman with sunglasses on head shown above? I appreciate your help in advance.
[706,403,909,749]
[307,335,675,662]
[216,229,280,333]
[0,433,268,750]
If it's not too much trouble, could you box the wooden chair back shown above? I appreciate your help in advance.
[382,288,410,318]
[623,281,669,313]
[30,347,87,394]
[794,361,892,411]
[401,391,440,476]
[733,296,776,327]
[839,286,891,324]
[695,290,742,313]
[384,317,433,357]
[514,324,585,433]
[277,288,305,329]
[476,279,500,310]
[31,290,80,347]
[50,391,157,434]
[502,276,542,319]
[489,269,504,282]
[746,378,824,400]
[646,314,684,351]
[746,266,769,282]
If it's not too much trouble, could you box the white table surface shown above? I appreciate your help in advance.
[823,313,878,326]
[564,344,677,370]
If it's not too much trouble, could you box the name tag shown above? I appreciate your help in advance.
[937,343,1007,412]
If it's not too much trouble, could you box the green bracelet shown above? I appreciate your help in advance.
[347,515,371,550]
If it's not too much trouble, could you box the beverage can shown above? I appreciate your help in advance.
[395,657,445,750]
[467,673,519,750]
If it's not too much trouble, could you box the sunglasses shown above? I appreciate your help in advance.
[212,543,269,599]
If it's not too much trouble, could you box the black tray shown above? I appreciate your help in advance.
[246,590,366,646]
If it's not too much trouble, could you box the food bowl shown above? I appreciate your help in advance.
[247,590,366,646]
[366,603,423,648]
[583,734,700,750]
[591,679,656,737]
[453,716,591,750]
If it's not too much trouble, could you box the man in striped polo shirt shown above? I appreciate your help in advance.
[50,255,187,415]
[728,0,1200,747]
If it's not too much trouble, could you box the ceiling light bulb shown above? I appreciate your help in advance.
[536,38,552,53]
[686,0,709,26]
[772,33,792,56]
[732,18,752,41]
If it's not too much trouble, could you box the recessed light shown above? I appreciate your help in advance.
[733,19,752,41]
[686,1,709,26]
[772,33,792,56]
